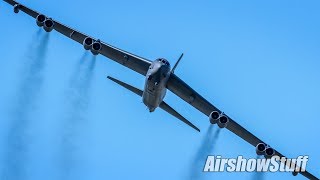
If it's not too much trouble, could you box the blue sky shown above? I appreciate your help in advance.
[0,0,319,180]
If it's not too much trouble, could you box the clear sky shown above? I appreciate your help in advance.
[0,0,319,180]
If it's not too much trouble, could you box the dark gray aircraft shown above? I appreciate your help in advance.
[3,0,318,179]
[107,55,200,132]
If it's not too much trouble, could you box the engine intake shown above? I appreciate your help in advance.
[255,143,266,155]
[43,18,54,32]
[91,40,102,55]
[217,115,229,128]
[209,111,220,124]
[264,147,275,158]
[14,4,21,13]
[83,37,93,50]
[36,14,46,27]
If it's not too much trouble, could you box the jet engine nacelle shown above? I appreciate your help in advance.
[255,143,275,158]
[292,171,298,176]
[255,143,266,155]
[36,14,46,27]
[43,18,54,32]
[217,115,229,128]
[13,4,21,13]
[264,147,275,158]
[209,111,220,124]
[83,37,94,50]
[91,40,102,55]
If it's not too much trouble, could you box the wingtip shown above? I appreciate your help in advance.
[193,126,201,132]
[107,76,119,84]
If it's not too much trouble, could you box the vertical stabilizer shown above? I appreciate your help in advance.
[171,53,184,74]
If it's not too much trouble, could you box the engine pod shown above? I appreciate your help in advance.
[209,111,220,124]
[43,18,54,32]
[91,40,102,55]
[264,147,275,158]
[36,14,46,27]
[83,37,94,50]
[255,143,266,155]
[292,171,298,176]
[14,4,21,13]
[217,115,229,128]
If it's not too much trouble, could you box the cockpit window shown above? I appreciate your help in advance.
[156,58,170,66]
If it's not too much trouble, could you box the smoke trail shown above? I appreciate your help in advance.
[1,30,50,180]
[188,125,221,180]
[251,155,265,180]
[59,53,96,179]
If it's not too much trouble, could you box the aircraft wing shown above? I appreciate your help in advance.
[167,74,318,179]
[3,0,152,76]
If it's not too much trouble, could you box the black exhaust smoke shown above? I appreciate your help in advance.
[59,53,96,179]
[2,31,50,179]
[188,125,221,179]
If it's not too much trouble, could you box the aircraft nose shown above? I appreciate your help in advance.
[149,107,156,112]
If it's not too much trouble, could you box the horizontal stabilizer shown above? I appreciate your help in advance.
[107,76,143,96]
[159,101,200,132]
[107,75,199,132]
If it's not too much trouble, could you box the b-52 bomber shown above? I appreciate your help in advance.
[3,0,318,179]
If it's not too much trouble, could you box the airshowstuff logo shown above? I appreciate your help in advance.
[203,155,308,173]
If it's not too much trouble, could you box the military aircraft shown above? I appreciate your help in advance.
[3,0,318,179]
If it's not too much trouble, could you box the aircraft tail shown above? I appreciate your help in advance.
[107,76,200,132]
[171,53,184,74]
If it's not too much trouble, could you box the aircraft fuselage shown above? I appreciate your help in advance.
[142,58,171,112]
